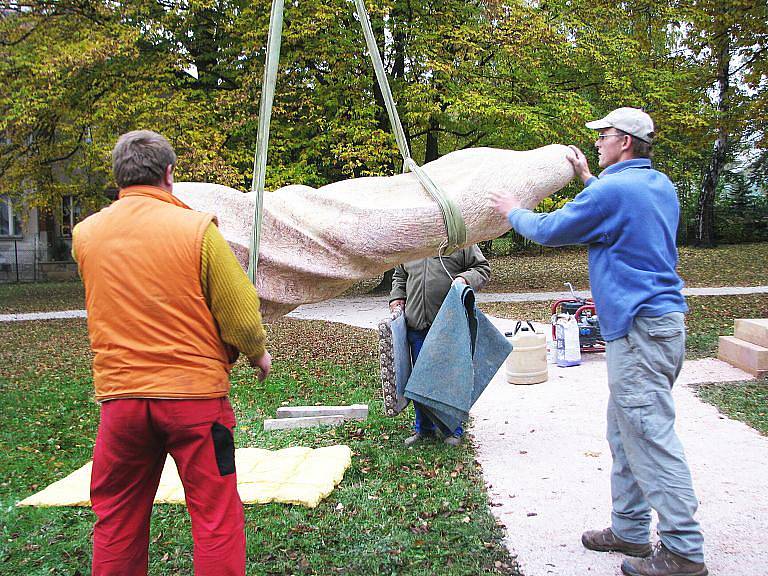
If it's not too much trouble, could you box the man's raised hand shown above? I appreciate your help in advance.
[566,145,593,184]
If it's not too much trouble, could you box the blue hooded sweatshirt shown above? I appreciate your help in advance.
[507,158,687,341]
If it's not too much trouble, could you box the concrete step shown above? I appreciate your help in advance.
[276,404,368,420]
[718,336,768,378]
[734,318,768,348]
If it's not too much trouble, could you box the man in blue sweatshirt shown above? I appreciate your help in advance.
[491,108,707,576]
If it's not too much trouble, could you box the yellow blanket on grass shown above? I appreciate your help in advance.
[17,445,352,509]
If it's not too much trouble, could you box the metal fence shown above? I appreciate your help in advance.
[0,239,78,283]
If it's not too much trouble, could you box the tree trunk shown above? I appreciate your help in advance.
[696,21,731,247]
[371,268,395,294]
[697,139,726,247]
[425,117,440,163]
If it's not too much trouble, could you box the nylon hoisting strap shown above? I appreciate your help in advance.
[249,0,468,285]
[353,0,466,254]
[249,0,285,283]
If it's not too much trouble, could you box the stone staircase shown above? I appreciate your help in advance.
[718,319,768,378]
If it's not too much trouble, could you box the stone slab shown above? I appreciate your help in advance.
[718,336,768,377]
[276,404,368,420]
[734,318,768,348]
[263,415,347,431]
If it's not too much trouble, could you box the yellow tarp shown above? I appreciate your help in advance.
[17,445,352,509]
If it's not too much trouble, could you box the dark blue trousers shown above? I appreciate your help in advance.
[407,328,463,437]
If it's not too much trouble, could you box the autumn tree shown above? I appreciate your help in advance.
[681,0,768,246]
[1,0,765,250]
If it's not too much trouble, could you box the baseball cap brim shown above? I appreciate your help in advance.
[585,119,613,130]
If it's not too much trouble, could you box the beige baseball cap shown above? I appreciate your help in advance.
[585,107,654,143]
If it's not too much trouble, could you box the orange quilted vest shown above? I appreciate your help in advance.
[74,185,233,401]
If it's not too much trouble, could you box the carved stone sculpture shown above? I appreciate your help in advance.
[174,144,575,320]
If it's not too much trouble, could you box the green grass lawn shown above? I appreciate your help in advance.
[696,379,768,435]
[0,281,85,314]
[0,319,518,576]
[484,242,768,292]
[1,244,766,574]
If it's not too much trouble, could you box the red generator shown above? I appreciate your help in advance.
[551,283,606,353]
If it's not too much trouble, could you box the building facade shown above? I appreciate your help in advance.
[0,195,83,282]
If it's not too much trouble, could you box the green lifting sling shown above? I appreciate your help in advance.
[248,0,467,283]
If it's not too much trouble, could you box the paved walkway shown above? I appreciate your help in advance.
[472,344,764,576]
[2,285,766,323]
[3,289,767,575]
[283,286,768,328]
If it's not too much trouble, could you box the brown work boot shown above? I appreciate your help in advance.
[443,434,462,447]
[621,542,708,576]
[582,527,652,557]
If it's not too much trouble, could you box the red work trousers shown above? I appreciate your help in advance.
[90,397,245,576]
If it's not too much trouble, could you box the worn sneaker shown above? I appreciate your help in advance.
[621,542,708,576]
[582,527,652,557]
[404,432,431,446]
[443,434,462,447]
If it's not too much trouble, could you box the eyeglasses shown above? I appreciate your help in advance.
[596,133,627,140]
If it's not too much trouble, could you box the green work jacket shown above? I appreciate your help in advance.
[389,245,490,331]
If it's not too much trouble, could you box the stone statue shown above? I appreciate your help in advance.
[174,145,575,320]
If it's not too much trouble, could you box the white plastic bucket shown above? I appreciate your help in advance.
[505,321,548,385]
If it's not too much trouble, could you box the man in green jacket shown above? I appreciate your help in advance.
[389,245,491,446]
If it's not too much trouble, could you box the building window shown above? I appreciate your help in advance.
[60,195,82,237]
[0,196,22,237]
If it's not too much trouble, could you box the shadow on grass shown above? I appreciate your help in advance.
[695,378,768,436]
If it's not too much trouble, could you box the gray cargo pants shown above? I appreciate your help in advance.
[606,312,705,563]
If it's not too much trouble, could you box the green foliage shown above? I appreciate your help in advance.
[674,0,768,244]
[0,1,765,244]
[715,174,768,244]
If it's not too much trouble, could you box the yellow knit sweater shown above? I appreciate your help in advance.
[200,223,266,361]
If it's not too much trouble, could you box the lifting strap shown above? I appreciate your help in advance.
[248,0,284,283]
[248,0,467,283]
[352,0,466,256]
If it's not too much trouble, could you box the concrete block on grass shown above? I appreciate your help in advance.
[276,404,368,420]
[718,336,768,378]
[263,415,347,431]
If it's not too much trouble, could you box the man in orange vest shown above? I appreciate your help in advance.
[73,130,271,576]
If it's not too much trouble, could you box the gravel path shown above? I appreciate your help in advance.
[472,320,765,576]
[289,297,767,576]
[0,309,88,322]
[3,290,766,576]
